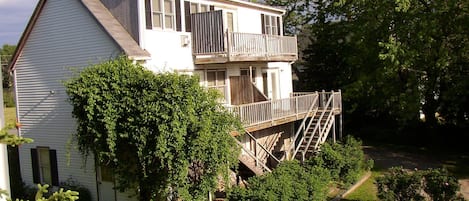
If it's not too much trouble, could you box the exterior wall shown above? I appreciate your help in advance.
[142,30,194,72]
[140,0,284,73]
[14,0,122,200]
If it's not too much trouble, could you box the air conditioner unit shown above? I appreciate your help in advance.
[181,35,190,47]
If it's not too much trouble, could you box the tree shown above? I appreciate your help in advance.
[0,44,16,89]
[296,0,469,132]
[65,57,241,201]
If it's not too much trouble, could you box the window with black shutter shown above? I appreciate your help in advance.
[31,147,59,186]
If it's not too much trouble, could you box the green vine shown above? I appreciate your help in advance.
[65,57,241,200]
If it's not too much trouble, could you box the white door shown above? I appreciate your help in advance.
[98,166,117,201]
[263,69,279,100]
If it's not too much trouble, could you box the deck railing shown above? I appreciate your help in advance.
[193,31,297,59]
[228,32,298,58]
[229,91,341,127]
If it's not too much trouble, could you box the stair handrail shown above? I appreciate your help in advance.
[231,135,272,173]
[257,131,283,163]
[295,93,334,158]
[245,130,281,164]
[313,107,335,150]
[289,92,319,159]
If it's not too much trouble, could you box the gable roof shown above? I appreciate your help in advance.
[9,0,150,72]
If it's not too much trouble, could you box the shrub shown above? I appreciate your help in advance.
[377,167,463,201]
[10,181,37,201]
[3,90,15,107]
[307,136,372,187]
[424,169,462,201]
[59,178,92,201]
[228,160,331,201]
[376,167,425,201]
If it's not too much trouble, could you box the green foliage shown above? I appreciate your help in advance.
[228,160,331,201]
[296,0,469,132]
[377,167,463,201]
[423,169,461,201]
[376,167,425,201]
[59,179,92,201]
[308,136,372,187]
[0,44,16,89]
[0,126,33,146]
[65,57,241,201]
[3,90,16,107]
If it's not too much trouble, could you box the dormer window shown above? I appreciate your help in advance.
[146,0,175,30]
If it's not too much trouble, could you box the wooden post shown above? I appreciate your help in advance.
[338,90,343,141]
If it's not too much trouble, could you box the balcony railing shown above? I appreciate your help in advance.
[228,91,341,129]
[193,32,298,63]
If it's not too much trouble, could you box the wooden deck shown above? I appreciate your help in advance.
[229,91,342,135]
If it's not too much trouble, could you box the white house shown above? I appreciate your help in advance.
[9,0,341,200]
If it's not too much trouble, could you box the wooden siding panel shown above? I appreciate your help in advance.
[15,0,122,200]
[100,0,140,42]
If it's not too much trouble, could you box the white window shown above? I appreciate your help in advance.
[194,69,227,103]
[190,3,209,13]
[150,0,175,29]
[263,15,279,35]
[38,147,52,184]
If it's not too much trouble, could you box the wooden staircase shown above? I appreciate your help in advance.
[290,92,339,161]
[233,130,282,175]
[230,91,342,175]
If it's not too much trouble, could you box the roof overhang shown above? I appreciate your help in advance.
[9,0,150,72]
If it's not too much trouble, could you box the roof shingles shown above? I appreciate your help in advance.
[81,0,150,60]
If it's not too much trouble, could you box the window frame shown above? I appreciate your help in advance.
[149,0,176,30]
[194,69,228,103]
[262,14,280,35]
[31,147,59,186]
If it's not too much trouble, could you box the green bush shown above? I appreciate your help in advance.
[228,160,331,201]
[3,90,15,107]
[59,179,92,201]
[10,181,37,201]
[377,167,463,201]
[307,136,372,187]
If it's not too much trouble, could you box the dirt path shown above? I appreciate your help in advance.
[363,145,469,200]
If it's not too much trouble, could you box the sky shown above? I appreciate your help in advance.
[0,0,38,46]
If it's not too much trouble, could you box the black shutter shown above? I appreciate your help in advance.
[261,14,265,34]
[184,1,191,32]
[49,150,59,186]
[145,0,152,29]
[210,5,214,11]
[175,0,182,31]
[31,149,40,183]
[276,17,281,35]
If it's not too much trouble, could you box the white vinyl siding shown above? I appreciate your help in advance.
[15,0,122,200]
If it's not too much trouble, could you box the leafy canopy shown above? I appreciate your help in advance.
[65,57,241,201]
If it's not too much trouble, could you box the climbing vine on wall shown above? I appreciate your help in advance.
[65,57,241,201]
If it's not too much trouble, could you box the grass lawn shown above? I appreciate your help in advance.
[4,107,16,126]
[342,170,382,201]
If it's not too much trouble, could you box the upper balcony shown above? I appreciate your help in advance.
[193,32,298,64]
[191,11,298,64]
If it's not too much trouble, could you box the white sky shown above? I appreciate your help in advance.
[0,0,39,45]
